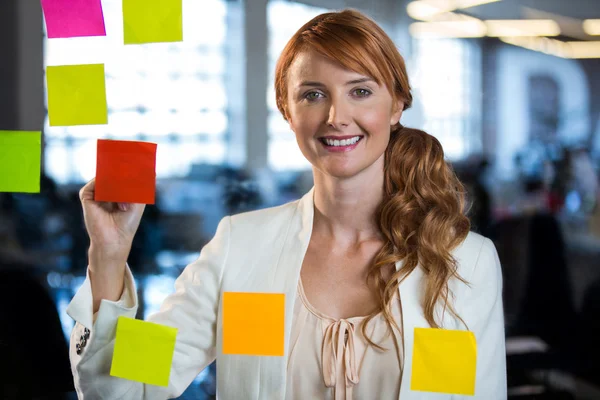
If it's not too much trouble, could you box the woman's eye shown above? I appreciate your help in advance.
[305,92,323,101]
[353,88,372,97]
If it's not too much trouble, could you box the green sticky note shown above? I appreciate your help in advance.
[47,64,108,127]
[123,0,183,45]
[110,316,178,387]
[0,131,41,193]
[411,328,477,395]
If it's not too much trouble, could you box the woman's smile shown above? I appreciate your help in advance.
[318,135,364,152]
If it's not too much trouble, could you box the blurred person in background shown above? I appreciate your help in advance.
[570,147,599,215]
[0,193,74,399]
[460,157,493,236]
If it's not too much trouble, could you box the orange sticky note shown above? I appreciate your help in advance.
[222,292,285,356]
[411,328,477,395]
[95,139,157,204]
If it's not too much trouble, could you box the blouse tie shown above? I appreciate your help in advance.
[322,319,361,400]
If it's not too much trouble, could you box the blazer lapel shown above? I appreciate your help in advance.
[396,262,453,400]
[256,187,315,399]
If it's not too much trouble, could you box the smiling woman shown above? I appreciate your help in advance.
[274,8,469,332]
[273,10,505,399]
[68,8,505,400]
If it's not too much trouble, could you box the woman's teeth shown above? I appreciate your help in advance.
[322,136,362,147]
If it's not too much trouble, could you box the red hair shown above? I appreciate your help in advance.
[275,10,412,120]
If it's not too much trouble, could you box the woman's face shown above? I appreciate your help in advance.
[285,50,403,180]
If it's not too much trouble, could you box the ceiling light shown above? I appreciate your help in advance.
[420,0,501,10]
[499,36,567,57]
[583,19,600,35]
[500,36,600,59]
[454,0,502,9]
[406,1,448,21]
[410,20,488,38]
[565,41,600,58]
[407,0,502,21]
[486,20,561,37]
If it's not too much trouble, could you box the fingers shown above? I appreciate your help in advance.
[79,178,142,213]
[128,203,146,216]
[79,178,96,202]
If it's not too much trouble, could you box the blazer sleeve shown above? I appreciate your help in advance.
[67,216,231,400]
[460,237,507,399]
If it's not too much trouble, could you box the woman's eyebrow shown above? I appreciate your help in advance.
[298,81,325,88]
[345,78,375,85]
[298,77,375,87]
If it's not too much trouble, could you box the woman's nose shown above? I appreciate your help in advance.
[327,98,351,129]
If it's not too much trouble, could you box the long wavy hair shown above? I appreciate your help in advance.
[274,9,471,348]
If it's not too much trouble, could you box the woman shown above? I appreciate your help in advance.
[68,9,506,399]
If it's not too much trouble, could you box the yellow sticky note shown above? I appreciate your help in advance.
[47,64,108,126]
[223,292,285,356]
[0,131,41,193]
[110,317,177,387]
[123,0,183,45]
[411,328,477,395]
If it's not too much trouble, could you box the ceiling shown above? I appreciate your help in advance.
[462,0,600,20]
[454,0,600,40]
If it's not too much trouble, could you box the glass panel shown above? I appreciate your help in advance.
[412,38,482,161]
[44,141,70,184]
[170,110,228,137]
[143,275,177,320]
[268,112,292,139]
[268,138,311,170]
[43,0,230,183]
[156,140,227,178]
[71,138,99,183]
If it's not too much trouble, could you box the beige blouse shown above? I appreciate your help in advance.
[285,279,403,400]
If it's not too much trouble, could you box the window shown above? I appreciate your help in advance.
[266,0,329,171]
[411,38,482,160]
[43,0,229,184]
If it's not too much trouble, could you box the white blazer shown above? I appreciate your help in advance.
[67,187,507,399]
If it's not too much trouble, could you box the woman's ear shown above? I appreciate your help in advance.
[390,101,404,125]
[391,101,404,126]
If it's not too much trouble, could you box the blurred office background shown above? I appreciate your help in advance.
[1,0,600,398]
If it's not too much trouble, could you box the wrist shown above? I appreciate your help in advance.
[88,243,129,270]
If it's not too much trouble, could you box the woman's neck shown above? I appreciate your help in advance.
[312,162,385,247]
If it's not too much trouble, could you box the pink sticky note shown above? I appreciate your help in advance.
[41,0,106,39]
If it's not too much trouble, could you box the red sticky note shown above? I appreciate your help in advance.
[95,139,157,204]
[41,0,106,39]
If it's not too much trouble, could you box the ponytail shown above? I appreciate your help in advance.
[361,124,471,348]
